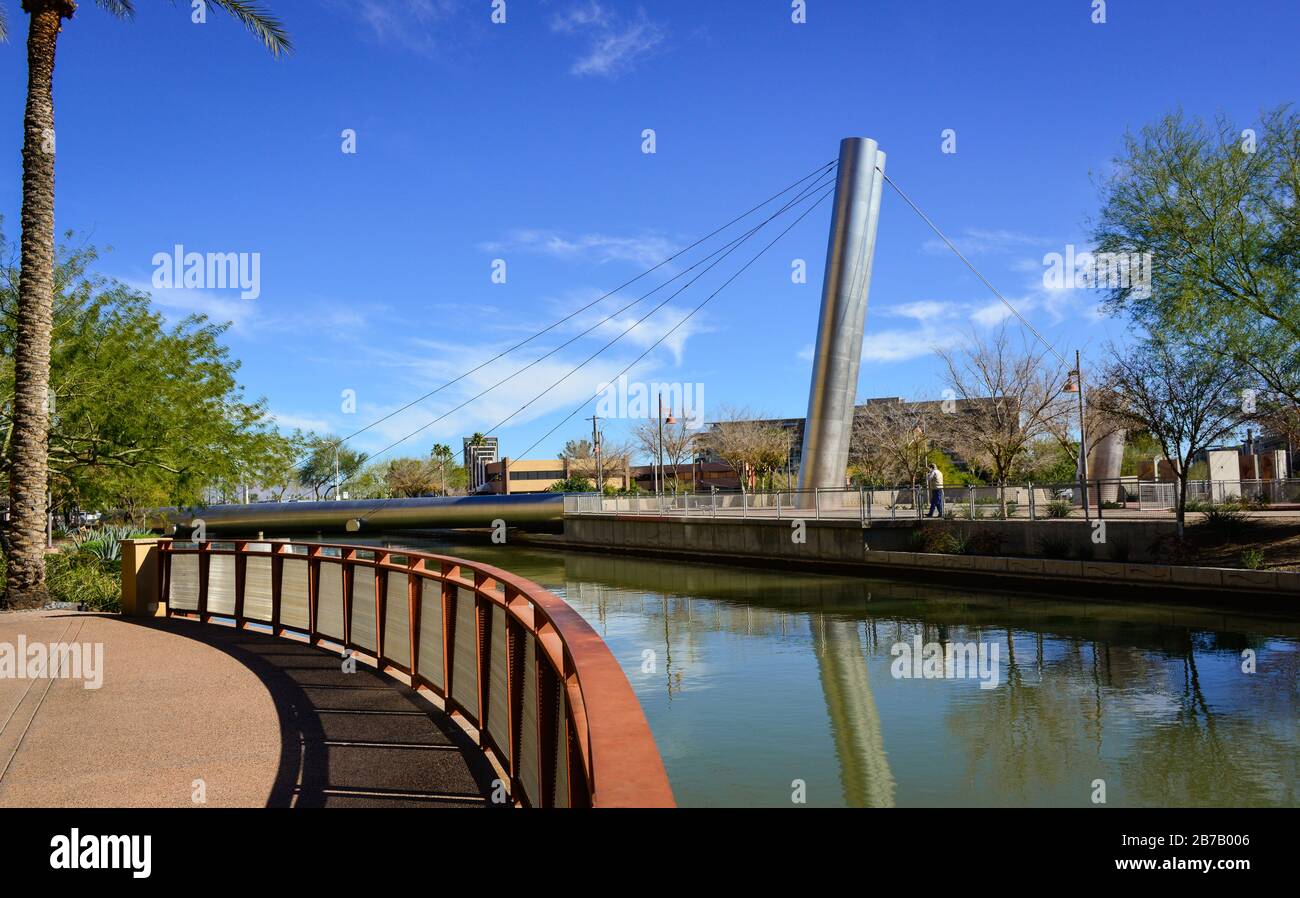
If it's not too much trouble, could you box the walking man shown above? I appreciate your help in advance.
[925,463,945,517]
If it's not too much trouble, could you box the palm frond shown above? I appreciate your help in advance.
[209,0,293,57]
[95,0,137,20]
[0,5,7,42]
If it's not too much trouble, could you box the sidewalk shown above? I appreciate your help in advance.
[0,610,495,807]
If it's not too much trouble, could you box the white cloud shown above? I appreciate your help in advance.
[126,279,261,333]
[881,299,959,321]
[551,2,666,78]
[970,300,1014,327]
[580,303,706,365]
[348,336,672,459]
[267,410,333,434]
[860,327,943,363]
[481,229,680,268]
[922,228,1051,257]
[353,0,461,53]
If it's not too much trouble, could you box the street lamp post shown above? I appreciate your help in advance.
[333,443,341,502]
[1065,350,1091,523]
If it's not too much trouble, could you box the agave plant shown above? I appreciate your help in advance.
[68,525,154,564]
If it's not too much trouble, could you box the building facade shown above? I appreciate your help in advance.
[463,436,500,492]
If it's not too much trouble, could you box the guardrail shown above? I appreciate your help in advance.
[153,539,674,808]
[564,478,1300,522]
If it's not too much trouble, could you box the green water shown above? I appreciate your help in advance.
[376,534,1299,808]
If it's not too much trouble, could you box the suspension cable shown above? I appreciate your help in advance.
[876,166,1068,368]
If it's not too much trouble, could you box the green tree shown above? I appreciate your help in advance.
[429,443,466,495]
[296,436,367,500]
[548,475,593,493]
[1092,106,1298,417]
[1094,337,1245,537]
[383,457,435,498]
[0,1,290,606]
[0,232,297,527]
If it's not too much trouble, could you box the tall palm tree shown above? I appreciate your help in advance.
[0,1,290,607]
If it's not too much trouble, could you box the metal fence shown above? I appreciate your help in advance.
[158,539,674,808]
[1137,478,1300,509]
[564,478,1300,523]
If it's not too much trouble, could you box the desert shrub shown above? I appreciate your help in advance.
[912,522,961,554]
[44,551,122,612]
[947,530,972,555]
[1045,499,1073,519]
[1240,548,1265,570]
[1201,503,1251,542]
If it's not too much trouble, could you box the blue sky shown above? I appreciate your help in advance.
[1,0,1296,466]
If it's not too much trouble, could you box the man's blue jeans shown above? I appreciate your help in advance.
[927,489,944,517]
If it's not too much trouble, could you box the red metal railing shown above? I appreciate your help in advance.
[157,539,674,808]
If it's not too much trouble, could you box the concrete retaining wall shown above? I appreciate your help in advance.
[563,514,1295,602]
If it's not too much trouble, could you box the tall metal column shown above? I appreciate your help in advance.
[797,137,886,500]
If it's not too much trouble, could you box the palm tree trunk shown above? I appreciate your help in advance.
[4,1,73,608]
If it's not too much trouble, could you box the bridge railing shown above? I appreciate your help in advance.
[153,538,674,808]
[563,478,1300,522]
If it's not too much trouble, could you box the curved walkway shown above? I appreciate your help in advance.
[0,610,498,808]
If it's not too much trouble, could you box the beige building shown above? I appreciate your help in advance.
[480,457,630,494]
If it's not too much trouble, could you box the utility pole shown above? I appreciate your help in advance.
[588,414,603,492]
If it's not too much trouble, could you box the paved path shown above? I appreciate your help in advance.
[0,610,497,808]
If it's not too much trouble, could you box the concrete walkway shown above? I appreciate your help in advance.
[0,610,497,808]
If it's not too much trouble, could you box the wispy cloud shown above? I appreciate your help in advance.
[345,335,676,458]
[860,327,946,363]
[124,279,261,333]
[481,229,680,267]
[922,228,1051,257]
[353,0,462,53]
[267,410,334,434]
[881,299,960,321]
[551,2,666,78]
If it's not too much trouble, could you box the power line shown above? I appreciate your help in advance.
[876,166,1069,368]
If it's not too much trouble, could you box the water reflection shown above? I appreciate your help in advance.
[377,535,1299,808]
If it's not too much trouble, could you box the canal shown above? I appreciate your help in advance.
[370,533,1298,808]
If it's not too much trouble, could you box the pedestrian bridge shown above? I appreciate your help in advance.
[42,539,673,808]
